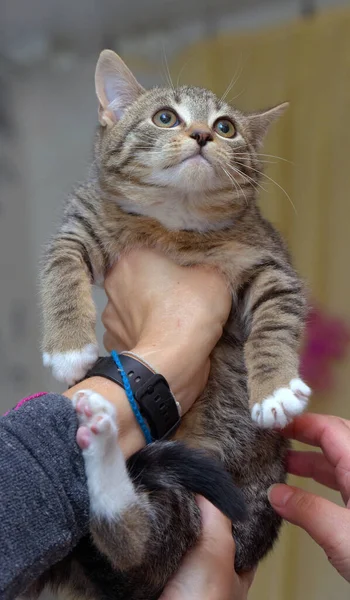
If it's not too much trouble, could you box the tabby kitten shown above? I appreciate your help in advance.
[37,50,311,599]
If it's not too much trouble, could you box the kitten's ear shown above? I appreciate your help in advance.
[95,50,145,127]
[247,102,289,147]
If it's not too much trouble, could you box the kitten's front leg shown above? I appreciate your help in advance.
[41,234,102,385]
[242,263,311,429]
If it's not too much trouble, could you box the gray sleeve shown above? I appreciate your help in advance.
[0,394,90,600]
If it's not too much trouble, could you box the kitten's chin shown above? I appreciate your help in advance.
[146,160,221,193]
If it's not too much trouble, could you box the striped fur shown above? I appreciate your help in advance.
[37,51,310,599]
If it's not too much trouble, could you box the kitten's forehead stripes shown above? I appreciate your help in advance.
[171,86,231,125]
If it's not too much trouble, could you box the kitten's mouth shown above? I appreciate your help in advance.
[161,148,213,174]
[179,150,210,166]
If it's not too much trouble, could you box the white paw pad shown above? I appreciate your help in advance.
[72,389,117,450]
[252,378,311,429]
[43,343,99,385]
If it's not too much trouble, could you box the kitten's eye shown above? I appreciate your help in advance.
[152,109,180,128]
[214,118,236,139]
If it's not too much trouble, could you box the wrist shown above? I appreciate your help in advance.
[128,343,186,401]
[130,333,212,414]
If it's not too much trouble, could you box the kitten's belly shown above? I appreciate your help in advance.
[173,341,247,454]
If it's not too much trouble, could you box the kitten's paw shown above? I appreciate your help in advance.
[251,378,311,429]
[43,343,99,385]
[72,389,117,450]
[72,389,136,518]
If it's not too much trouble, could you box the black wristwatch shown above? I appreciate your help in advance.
[84,353,181,441]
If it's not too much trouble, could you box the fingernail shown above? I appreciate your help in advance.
[268,484,294,507]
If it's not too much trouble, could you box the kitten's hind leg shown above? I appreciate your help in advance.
[72,391,244,594]
[72,389,151,571]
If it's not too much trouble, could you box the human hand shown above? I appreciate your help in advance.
[102,249,232,414]
[160,497,255,600]
[268,413,350,582]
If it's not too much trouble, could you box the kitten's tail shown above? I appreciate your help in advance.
[127,441,247,523]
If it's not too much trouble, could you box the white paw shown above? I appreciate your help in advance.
[252,378,311,429]
[72,389,136,518]
[72,388,117,444]
[43,343,99,385]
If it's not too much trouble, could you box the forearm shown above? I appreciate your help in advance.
[0,394,89,599]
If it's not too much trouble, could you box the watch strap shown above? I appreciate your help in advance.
[84,354,180,440]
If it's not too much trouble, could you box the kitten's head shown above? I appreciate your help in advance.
[95,50,287,225]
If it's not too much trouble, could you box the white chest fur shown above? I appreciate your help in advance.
[118,194,233,233]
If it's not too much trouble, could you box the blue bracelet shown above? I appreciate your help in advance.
[111,350,153,445]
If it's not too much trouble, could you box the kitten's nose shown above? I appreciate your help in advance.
[189,130,213,147]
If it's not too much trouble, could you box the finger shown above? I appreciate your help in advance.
[238,566,257,591]
[160,498,237,600]
[197,498,257,595]
[196,496,235,554]
[269,484,350,580]
[282,413,350,446]
[287,450,340,492]
[282,414,350,502]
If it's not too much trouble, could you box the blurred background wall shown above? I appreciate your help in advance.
[1,1,349,599]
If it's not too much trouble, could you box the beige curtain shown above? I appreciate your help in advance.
[171,9,350,600]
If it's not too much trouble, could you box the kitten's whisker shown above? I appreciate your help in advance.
[230,160,267,191]
[176,58,193,88]
[233,151,293,166]
[234,154,277,165]
[220,54,243,103]
[132,143,178,151]
[226,162,267,196]
[231,145,249,155]
[253,153,294,165]
[237,182,249,208]
[220,74,240,104]
[221,166,239,196]
[259,170,297,215]
[132,149,180,159]
[132,147,175,153]
[221,165,248,207]
[161,45,175,92]
[227,88,245,104]
[234,161,297,214]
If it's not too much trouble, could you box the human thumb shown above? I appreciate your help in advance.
[268,484,350,581]
[196,495,234,552]
[160,497,236,600]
